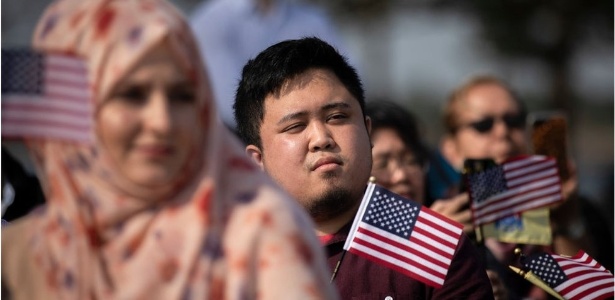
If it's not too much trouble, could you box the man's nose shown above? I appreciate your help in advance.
[308,122,336,151]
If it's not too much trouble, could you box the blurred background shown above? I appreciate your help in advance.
[2,0,613,232]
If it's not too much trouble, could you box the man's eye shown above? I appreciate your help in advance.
[283,123,305,133]
[327,113,347,122]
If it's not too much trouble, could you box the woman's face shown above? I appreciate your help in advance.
[371,128,425,204]
[449,83,527,167]
[97,44,201,187]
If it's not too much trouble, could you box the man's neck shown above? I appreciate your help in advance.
[314,199,361,237]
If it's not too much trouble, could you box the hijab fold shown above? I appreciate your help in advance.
[2,0,337,299]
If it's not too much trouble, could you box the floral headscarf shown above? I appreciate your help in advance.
[1,0,337,299]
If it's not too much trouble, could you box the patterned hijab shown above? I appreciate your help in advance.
[1,0,337,299]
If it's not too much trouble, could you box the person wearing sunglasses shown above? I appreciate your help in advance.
[428,74,614,299]
[424,75,554,300]
[426,75,529,239]
[426,76,529,214]
[440,75,528,171]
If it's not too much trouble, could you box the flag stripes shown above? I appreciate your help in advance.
[1,48,92,142]
[524,250,614,300]
[469,156,563,226]
[555,251,614,300]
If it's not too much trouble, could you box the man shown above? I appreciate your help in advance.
[234,37,493,298]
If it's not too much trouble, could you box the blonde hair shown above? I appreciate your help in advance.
[442,75,525,134]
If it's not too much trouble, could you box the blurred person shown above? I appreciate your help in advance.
[1,0,338,299]
[234,37,494,299]
[366,100,430,204]
[430,75,529,235]
[430,74,611,299]
[1,147,45,222]
[366,100,508,300]
[190,0,347,130]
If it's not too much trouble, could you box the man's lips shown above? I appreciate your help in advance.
[311,156,343,171]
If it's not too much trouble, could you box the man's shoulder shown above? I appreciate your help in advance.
[438,233,495,299]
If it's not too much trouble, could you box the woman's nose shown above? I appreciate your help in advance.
[494,116,518,137]
[143,91,172,134]
[390,163,411,184]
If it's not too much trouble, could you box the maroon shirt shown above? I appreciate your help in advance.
[326,222,494,299]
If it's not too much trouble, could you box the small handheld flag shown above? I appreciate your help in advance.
[1,48,92,142]
[343,183,463,288]
[517,250,614,300]
[467,155,563,226]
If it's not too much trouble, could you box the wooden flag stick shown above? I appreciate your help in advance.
[508,266,564,300]
[330,250,347,283]
[509,248,565,300]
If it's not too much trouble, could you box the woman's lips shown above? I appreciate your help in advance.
[136,145,174,158]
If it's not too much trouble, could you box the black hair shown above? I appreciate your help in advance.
[365,100,429,168]
[233,37,365,147]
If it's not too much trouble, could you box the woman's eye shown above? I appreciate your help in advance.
[168,86,196,103]
[373,158,389,170]
[402,157,419,167]
[114,86,147,104]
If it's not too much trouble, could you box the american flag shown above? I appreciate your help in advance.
[468,155,563,226]
[1,48,92,142]
[344,183,463,288]
[523,250,614,300]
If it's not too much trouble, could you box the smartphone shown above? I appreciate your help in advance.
[527,111,570,182]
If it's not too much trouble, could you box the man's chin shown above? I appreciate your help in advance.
[304,187,357,223]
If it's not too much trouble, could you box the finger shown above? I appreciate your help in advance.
[456,207,472,224]
[430,199,453,215]
[449,192,470,210]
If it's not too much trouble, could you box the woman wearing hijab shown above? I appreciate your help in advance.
[1,0,338,299]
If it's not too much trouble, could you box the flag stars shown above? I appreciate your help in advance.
[363,187,423,239]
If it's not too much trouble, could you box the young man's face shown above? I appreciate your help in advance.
[246,68,372,221]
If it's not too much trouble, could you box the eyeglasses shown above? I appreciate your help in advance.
[456,113,526,134]
[372,153,427,177]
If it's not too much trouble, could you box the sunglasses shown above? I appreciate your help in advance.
[457,113,526,134]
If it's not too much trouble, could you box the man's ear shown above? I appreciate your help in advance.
[365,116,372,136]
[245,145,265,171]
[364,116,373,148]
